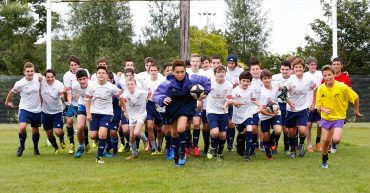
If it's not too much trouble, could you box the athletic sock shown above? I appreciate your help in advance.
[274,132,281,147]
[284,133,289,151]
[66,127,74,144]
[165,135,172,149]
[118,130,125,145]
[130,143,138,156]
[185,130,192,148]
[49,136,59,150]
[32,133,40,149]
[210,136,217,149]
[227,127,235,148]
[316,136,321,144]
[150,140,156,151]
[251,133,258,153]
[179,132,187,158]
[136,137,140,149]
[97,138,107,158]
[322,154,329,163]
[172,137,180,164]
[299,135,306,146]
[19,133,27,147]
[157,138,163,150]
[202,130,210,151]
[84,127,89,145]
[270,132,276,146]
[245,131,253,155]
[289,137,296,152]
[264,140,271,158]
[192,129,200,147]
[111,137,119,154]
[125,134,130,144]
[218,138,226,154]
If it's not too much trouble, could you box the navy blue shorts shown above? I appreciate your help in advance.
[194,110,202,117]
[308,109,321,123]
[227,106,233,120]
[207,113,228,132]
[121,111,129,125]
[63,105,78,117]
[146,101,163,126]
[201,110,208,123]
[41,112,63,130]
[236,118,254,132]
[278,102,287,126]
[90,114,113,131]
[252,113,259,126]
[19,109,41,128]
[77,104,87,116]
[165,94,196,124]
[109,111,122,131]
[159,112,169,125]
[260,115,282,132]
[286,109,309,128]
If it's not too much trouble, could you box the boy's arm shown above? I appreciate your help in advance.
[310,89,317,112]
[153,81,170,106]
[4,90,15,108]
[353,97,363,118]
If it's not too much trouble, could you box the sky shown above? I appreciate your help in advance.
[50,0,325,55]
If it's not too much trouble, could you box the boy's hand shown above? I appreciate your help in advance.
[87,113,92,121]
[354,111,363,119]
[5,101,14,108]
[322,108,330,115]
[198,93,207,101]
[124,112,129,120]
[163,97,172,105]
[233,101,241,108]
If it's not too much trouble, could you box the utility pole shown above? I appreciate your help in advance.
[180,0,190,60]
[332,0,338,59]
[46,0,52,69]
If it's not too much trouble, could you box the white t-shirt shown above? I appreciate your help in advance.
[206,80,233,114]
[12,75,41,113]
[226,67,244,85]
[186,68,204,76]
[63,69,90,106]
[40,78,64,114]
[259,84,281,121]
[136,71,164,91]
[304,70,322,108]
[84,82,123,115]
[250,78,263,114]
[91,72,119,85]
[231,86,256,124]
[71,80,97,105]
[284,74,317,112]
[272,73,290,103]
[200,69,214,110]
[123,89,148,122]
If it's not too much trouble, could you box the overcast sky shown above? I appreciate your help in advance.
[51,0,325,55]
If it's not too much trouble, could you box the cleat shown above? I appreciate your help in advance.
[207,148,215,159]
[289,151,296,159]
[34,148,40,155]
[260,146,265,152]
[92,140,98,148]
[321,162,328,169]
[298,145,306,157]
[173,163,182,167]
[330,147,336,154]
[266,155,273,160]
[124,143,130,152]
[316,143,322,152]
[144,141,150,152]
[185,147,190,157]
[60,141,66,149]
[227,145,233,152]
[16,146,25,157]
[85,144,91,154]
[308,145,314,153]
[157,148,163,155]
[284,150,290,156]
[244,153,250,161]
[118,144,124,153]
[55,149,60,155]
[236,143,244,156]
[96,157,105,164]
[68,143,75,154]
[216,154,224,161]
[249,151,257,158]
[170,148,174,159]
[166,148,172,160]
[74,146,84,158]
[193,146,200,157]
[151,149,157,156]
[103,152,113,158]
[271,145,278,155]
[179,156,187,165]
[126,154,138,160]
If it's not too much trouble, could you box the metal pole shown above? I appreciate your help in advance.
[46,0,52,69]
[180,0,190,60]
[332,0,338,59]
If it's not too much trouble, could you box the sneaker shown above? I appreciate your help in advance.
[103,152,113,158]
[34,148,40,155]
[185,147,190,157]
[236,143,244,156]
[266,155,273,160]
[321,162,328,169]
[170,148,174,159]
[284,150,290,156]
[289,151,296,159]
[249,151,257,158]
[308,144,314,153]
[216,154,224,161]
[330,147,337,154]
[126,154,138,160]
[96,157,105,164]
[151,149,157,156]
[316,143,322,152]
[298,145,306,157]
[271,145,278,155]
[179,156,187,165]
[85,144,91,154]
[68,143,75,154]
[260,146,266,152]
[227,145,233,152]
[74,146,84,158]
[124,143,130,152]
[16,146,25,157]
[60,141,66,149]
[193,146,200,157]
[157,147,163,155]
[207,148,215,159]
[118,144,124,153]
[244,153,250,161]
[92,140,98,148]
[144,141,150,152]
[166,148,172,160]
[55,149,60,155]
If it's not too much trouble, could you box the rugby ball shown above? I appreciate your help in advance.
[190,84,205,100]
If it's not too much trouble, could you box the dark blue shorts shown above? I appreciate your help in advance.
[77,104,86,116]
[236,118,254,132]
[308,109,321,123]
[165,94,196,124]
[109,111,122,131]
[207,113,228,132]
[286,109,309,128]
[146,101,163,126]
[260,115,282,132]
[278,102,287,126]
[159,112,169,125]
[194,110,202,117]
[90,114,113,131]
[41,112,63,130]
[201,110,208,123]
[252,113,259,126]
[121,111,129,125]
[227,106,233,120]
[19,109,41,128]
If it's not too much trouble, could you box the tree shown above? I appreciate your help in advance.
[224,0,271,64]
[301,0,370,74]
[68,2,133,73]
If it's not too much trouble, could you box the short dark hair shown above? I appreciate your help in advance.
[76,69,88,79]
[150,62,160,70]
[332,57,342,63]
[239,71,252,81]
[280,60,291,69]
[201,56,210,63]
[249,57,260,66]
[211,54,221,60]
[185,59,191,67]
[172,59,186,70]
[126,77,136,84]
[97,57,108,65]
[214,65,226,74]
[163,62,172,70]
[107,71,114,81]
[23,62,34,71]
[44,69,56,77]
[260,69,272,80]
[69,55,80,66]
[291,58,305,68]
[96,66,108,73]
[145,57,155,64]
[321,65,335,74]
[306,57,317,65]
[124,68,135,76]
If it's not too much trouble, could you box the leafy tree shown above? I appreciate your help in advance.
[301,0,370,74]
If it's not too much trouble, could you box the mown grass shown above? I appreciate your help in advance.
[0,123,369,193]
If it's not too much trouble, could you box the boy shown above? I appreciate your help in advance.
[206,66,233,161]
[5,62,42,156]
[316,65,361,168]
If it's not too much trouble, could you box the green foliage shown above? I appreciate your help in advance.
[301,0,370,74]
[189,26,228,62]
[224,0,271,64]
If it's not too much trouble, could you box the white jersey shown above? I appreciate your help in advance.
[259,84,281,121]
[12,75,41,113]
[231,86,256,124]
[84,82,123,115]
[284,74,317,112]
[226,67,244,85]
[206,80,233,114]
[63,69,90,106]
[142,76,166,112]
[136,71,164,91]
[304,70,322,108]
[40,78,64,114]
[71,80,97,105]
[250,78,263,114]
[186,68,204,76]
[123,89,148,121]
[200,69,214,110]
[272,73,290,103]
[91,72,119,85]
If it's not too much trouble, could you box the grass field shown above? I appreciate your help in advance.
[0,123,369,193]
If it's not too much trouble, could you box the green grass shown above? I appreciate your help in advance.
[0,123,369,193]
